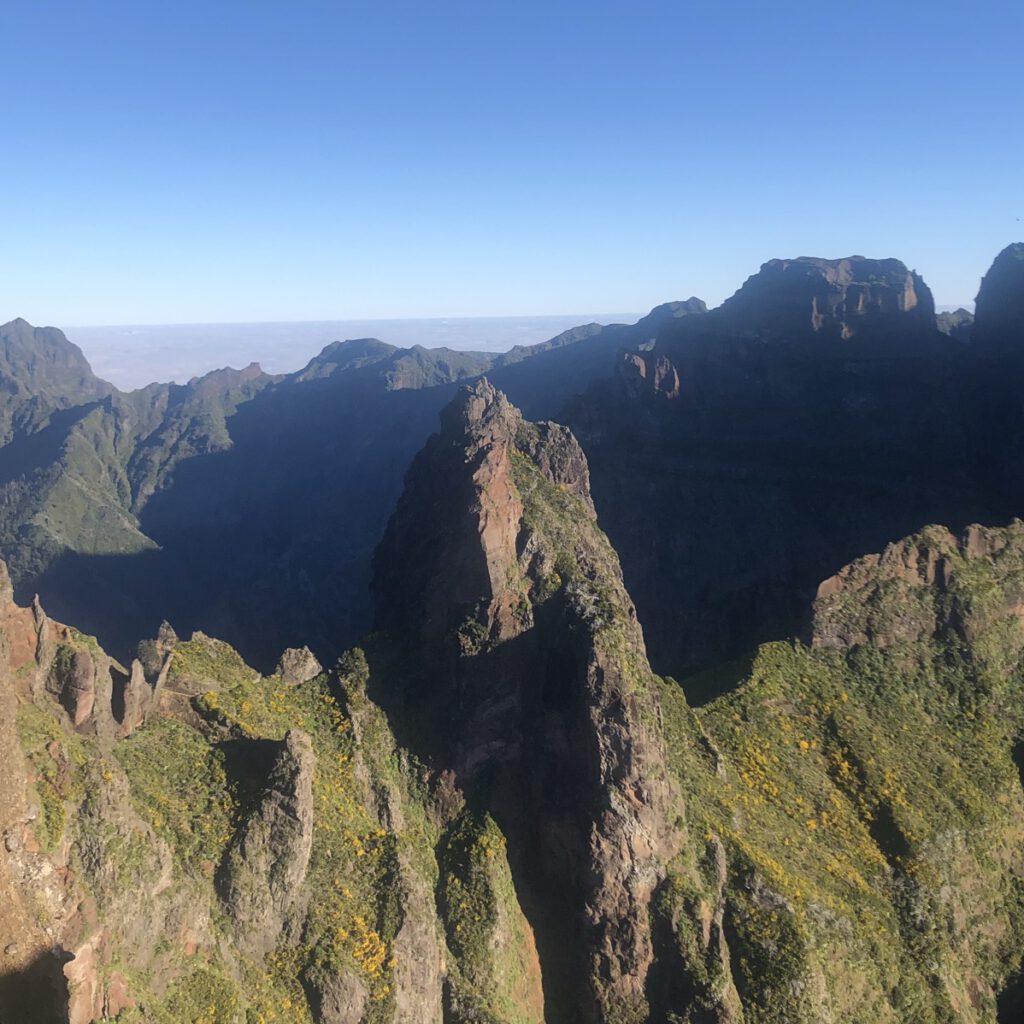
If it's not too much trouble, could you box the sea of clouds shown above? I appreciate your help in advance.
[64,314,641,391]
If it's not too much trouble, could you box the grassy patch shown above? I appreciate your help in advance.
[167,634,255,691]
[16,700,92,851]
[658,623,1024,1022]
[114,716,236,868]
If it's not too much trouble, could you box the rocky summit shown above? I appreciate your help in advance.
[718,255,938,344]
[2,246,1024,1023]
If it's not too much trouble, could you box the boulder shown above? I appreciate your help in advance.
[276,646,322,686]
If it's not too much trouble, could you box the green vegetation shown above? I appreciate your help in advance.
[441,811,502,980]
[15,638,445,1024]
[658,551,1024,1024]
[16,700,92,851]
[168,633,256,692]
[114,716,237,866]
[441,810,541,1024]
[509,443,648,695]
[188,646,445,1022]
[106,967,239,1024]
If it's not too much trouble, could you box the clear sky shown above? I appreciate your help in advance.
[0,0,1020,324]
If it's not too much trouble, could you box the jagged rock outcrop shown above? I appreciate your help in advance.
[2,572,454,1022]
[375,379,682,1022]
[218,729,315,957]
[51,646,97,727]
[0,559,13,605]
[374,379,526,647]
[812,520,1024,660]
[937,306,974,341]
[116,658,152,737]
[0,570,210,1024]
[619,351,681,399]
[277,645,322,685]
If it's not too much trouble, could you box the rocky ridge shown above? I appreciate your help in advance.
[374,379,685,1021]
[3,382,1024,1022]
[4,246,1023,688]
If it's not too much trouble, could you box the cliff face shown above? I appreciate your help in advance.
[973,244,1024,351]
[374,379,682,1022]
[563,255,988,686]
[656,521,1024,1024]
[370,380,1024,1023]
[718,256,938,345]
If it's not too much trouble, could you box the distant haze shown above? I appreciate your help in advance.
[65,314,641,391]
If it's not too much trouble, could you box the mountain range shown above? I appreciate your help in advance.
[1,244,1024,1023]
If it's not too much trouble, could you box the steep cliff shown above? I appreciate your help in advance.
[374,379,684,1022]
[563,254,989,684]
[972,244,1024,352]
[719,256,938,346]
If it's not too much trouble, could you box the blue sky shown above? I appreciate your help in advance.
[0,0,1020,324]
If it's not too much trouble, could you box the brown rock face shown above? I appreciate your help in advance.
[374,378,526,647]
[619,351,681,399]
[218,730,315,957]
[390,857,445,1024]
[54,648,97,728]
[0,564,40,673]
[64,941,98,1024]
[374,379,681,1022]
[116,659,153,738]
[0,560,13,605]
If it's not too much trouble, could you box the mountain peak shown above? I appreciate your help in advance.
[936,306,974,341]
[437,376,521,448]
[373,381,680,1019]
[0,318,113,442]
[294,337,397,381]
[644,297,708,321]
[972,242,1024,351]
[0,317,106,381]
[183,361,268,396]
[720,254,937,341]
